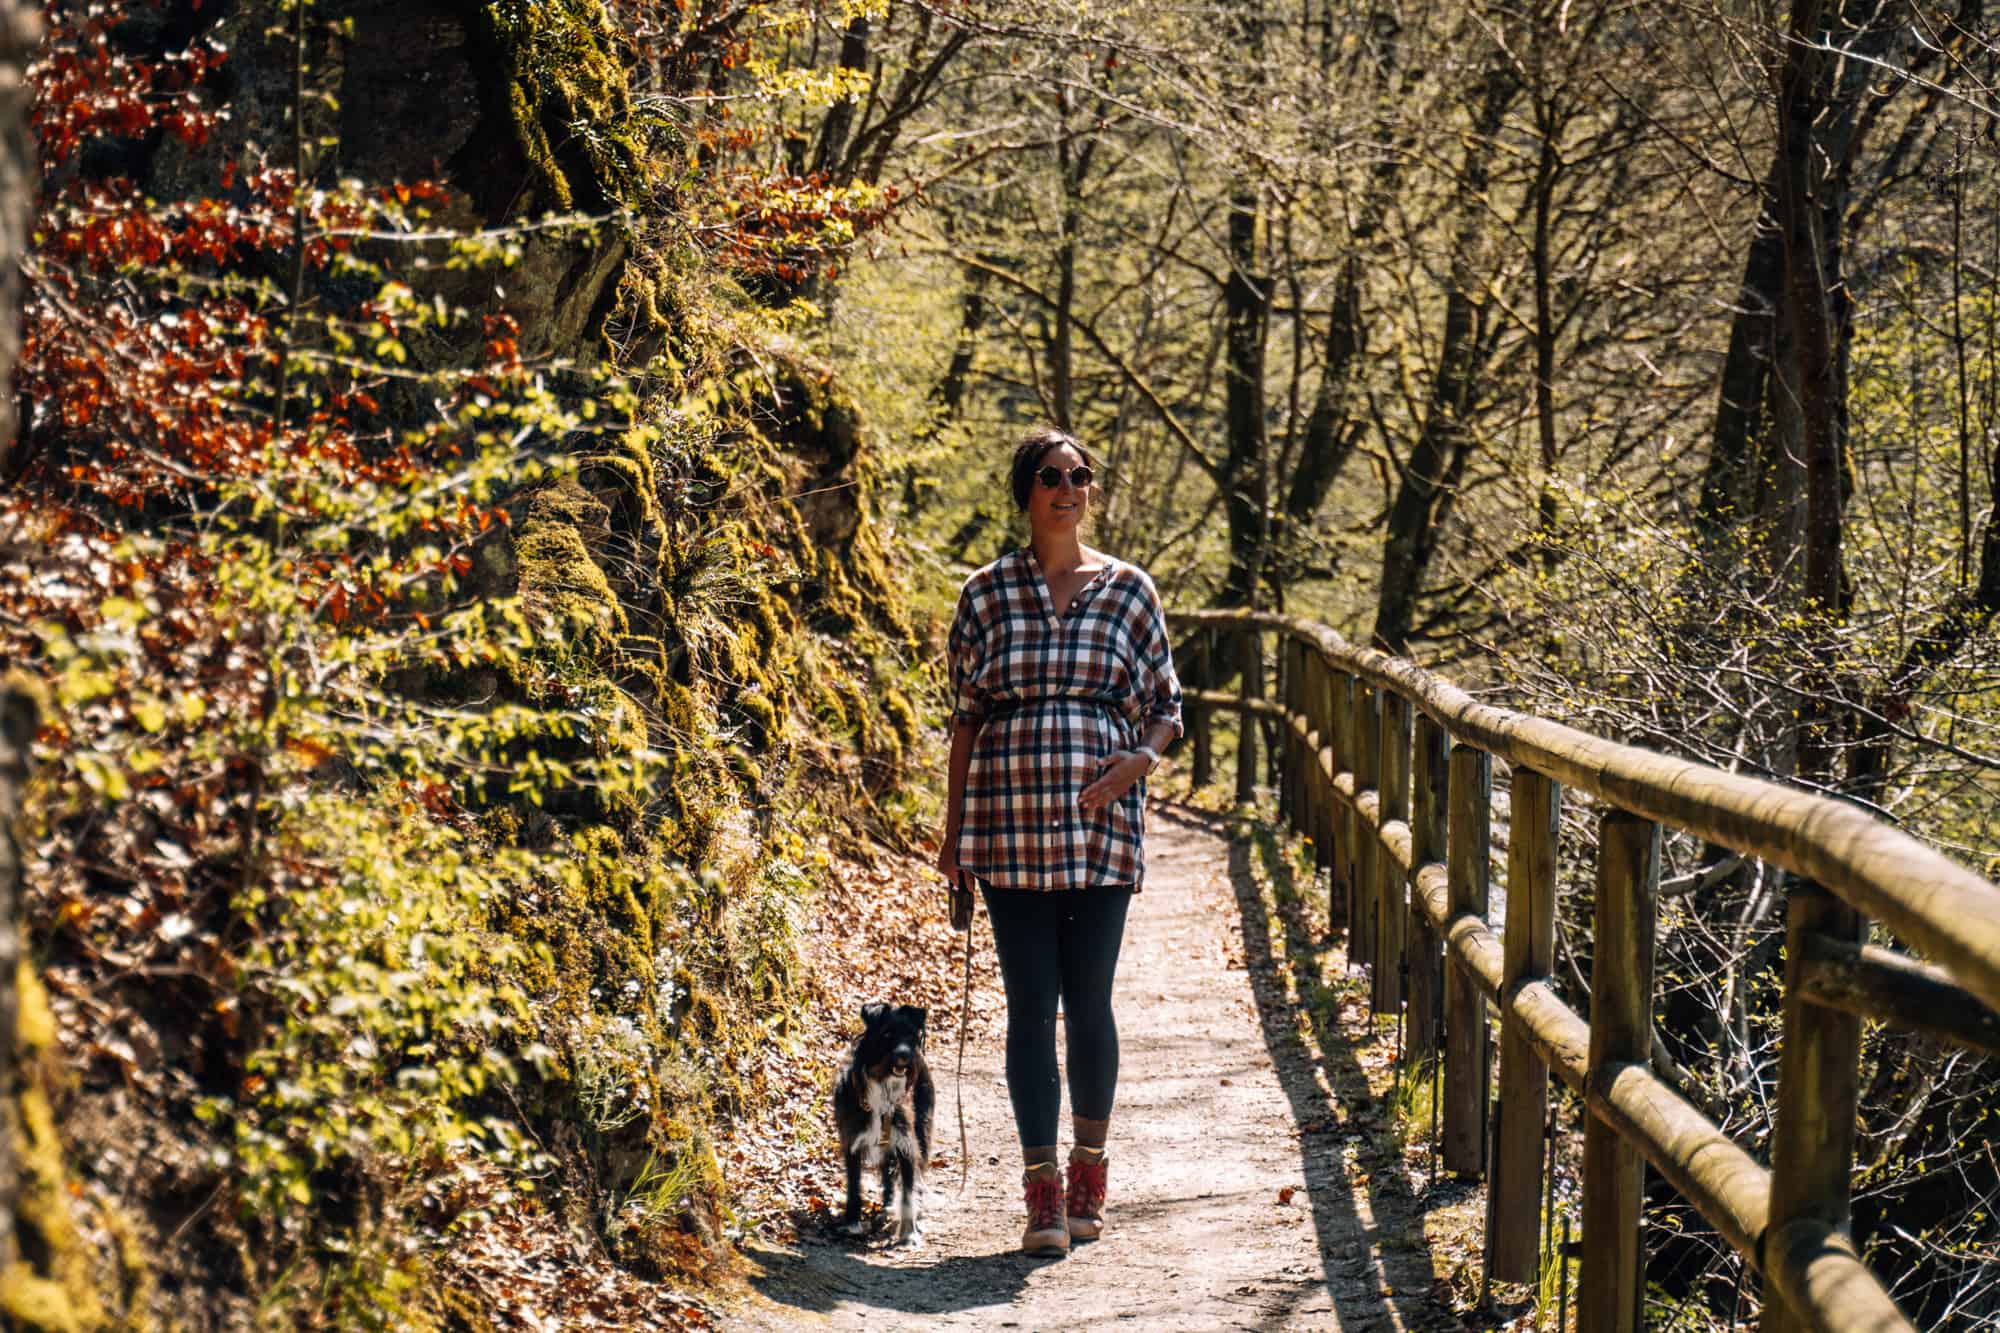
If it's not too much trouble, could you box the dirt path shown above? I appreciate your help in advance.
[724,804,1462,1332]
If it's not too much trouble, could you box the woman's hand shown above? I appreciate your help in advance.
[1079,750,1151,814]
[935,836,961,884]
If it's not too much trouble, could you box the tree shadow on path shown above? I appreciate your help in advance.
[744,1229,1037,1319]
[1155,800,1461,1331]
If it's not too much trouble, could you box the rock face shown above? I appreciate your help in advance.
[768,358,866,550]
[0,684,28,1284]
[333,0,648,356]
[136,0,642,368]
[24,1,912,1321]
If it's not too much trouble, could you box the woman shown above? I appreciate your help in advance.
[937,426,1183,1257]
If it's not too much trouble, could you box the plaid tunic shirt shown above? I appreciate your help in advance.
[948,547,1183,892]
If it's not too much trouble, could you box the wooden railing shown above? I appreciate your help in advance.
[1168,609,2000,1333]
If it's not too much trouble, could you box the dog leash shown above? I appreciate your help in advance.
[952,869,974,1194]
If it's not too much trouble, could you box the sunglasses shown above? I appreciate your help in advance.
[1035,464,1093,490]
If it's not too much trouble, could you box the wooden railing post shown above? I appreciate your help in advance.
[1375,691,1412,1015]
[1282,637,1303,832]
[1581,809,1661,1333]
[1236,629,1260,807]
[1491,767,1560,1284]
[1444,744,1491,1177]
[1276,636,1293,824]
[1352,684,1381,972]
[1190,631,1213,788]
[1408,714,1447,1068]
[1157,603,1991,1331]
[1766,883,1869,1333]
[1307,650,1334,886]
[1296,646,1320,870]
[1331,670,1354,933]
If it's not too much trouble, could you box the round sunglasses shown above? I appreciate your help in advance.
[1035,464,1093,490]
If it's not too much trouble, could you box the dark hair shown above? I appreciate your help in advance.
[1008,426,1094,511]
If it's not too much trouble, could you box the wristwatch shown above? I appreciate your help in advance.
[1134,744,1162,772]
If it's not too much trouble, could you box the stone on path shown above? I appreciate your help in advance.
[726,805,1457,1331]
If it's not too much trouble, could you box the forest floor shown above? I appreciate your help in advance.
[718,802,1492,1332]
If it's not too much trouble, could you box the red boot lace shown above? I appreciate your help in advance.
[1025,1169,1065,1231]
[1066,1155,1107,1220]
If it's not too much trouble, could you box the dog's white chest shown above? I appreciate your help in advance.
[847,1073,905,1161]
[866,1074,907,1118]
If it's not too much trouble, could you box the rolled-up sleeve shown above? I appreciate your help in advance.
[1136,576,1183,739]
[947,582,987,727]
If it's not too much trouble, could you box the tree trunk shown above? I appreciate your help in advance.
[1776,1,1847,783]
[0,685,32,1275]
[1051,158,1078,431]
[1047,69,1100,433]
[0,0,36,1173]
[1373,282,1475,655]
[1220,184,1269,609]
[0,9,34,1262]
[1528,13,1561,577]
[0,0,30,478]
[1279,3,1414,541]
[810,17,871,179]
[1371,66,1516,653]
[1696,164,1784,548]
[1218,1,1269,610]
[1283,253,1364,522]
[936,264,987,422]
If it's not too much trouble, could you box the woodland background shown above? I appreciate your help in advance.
[0,0,1997,1328]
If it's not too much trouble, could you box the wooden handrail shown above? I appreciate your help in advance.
[1173,609,2000,1015]
[1167,609,2000,1333]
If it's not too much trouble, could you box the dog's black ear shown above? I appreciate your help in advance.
[860,1002,889,1029]
[901,1006,928,1031]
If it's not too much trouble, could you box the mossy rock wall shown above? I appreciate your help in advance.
[22,0,927,1316]
[436,327,922,1283]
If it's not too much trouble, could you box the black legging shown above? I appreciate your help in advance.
[979,883,1134,1148]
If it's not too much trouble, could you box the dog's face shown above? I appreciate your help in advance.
[855,1002,927,1079]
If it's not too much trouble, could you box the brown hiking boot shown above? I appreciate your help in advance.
[1066,1146,1108,1241]
[1021,1162,1070,1256]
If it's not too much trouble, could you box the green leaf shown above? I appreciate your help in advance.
[133,694,168,733]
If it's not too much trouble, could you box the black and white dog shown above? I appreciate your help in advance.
[831,1002,934,1245]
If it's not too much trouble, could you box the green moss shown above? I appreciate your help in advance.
[605,252,706,373]
[436,1284,501,1333]
[0,963,106,1331]
[661,681,702,742]
[690,991,724,1042]
[16,959,54,1050]
[5,1085,104,1332]
[833,677,871,749]
[569,827,651,954]
[732,688,778,753]
[0,1265,85,1333]
[605,686,649,755]
[96,1203,154,1328]
[480,806,522,846]
[463,0,659,213]
[880,688,919,750]
[747,589,791,656]
[811,673,849,732]
[714,628,748,684]
[724,746,763,794]
[582,431,666,537]
[515,482,627,642]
